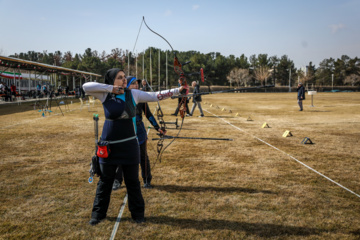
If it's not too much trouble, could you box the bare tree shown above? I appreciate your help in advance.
[92,50,99,58]
[227,68,251,87]
[53,51,63,66]
[63,51,73,62]
[300,70,314,85]
[344,74,360,86]
[109,48,122,61]
[254,66,271,85]
[100,51,107,62]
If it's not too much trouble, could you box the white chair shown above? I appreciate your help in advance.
[79,98,90,111]
[88,96,96,106]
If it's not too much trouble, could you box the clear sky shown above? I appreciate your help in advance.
[1,0,359,69]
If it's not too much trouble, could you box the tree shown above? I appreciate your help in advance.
[344,74,360,86]
[254,66,271,86]
[257,54,269,67]
[79,48,104,74]
[300,61,316,86]
[276,55,296,86]
[212,53,227,85]
[227,68,251,87]
[237,54,250,69]
[316,58,334,85]
[53,51,63,66]
[249,54,258,68]
[63,51,73,62]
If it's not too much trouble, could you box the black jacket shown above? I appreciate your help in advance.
[297,86,305,100]
[192,85,202,102]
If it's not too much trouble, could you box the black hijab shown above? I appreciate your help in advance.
[104,68,124,85]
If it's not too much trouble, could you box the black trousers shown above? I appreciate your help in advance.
[174,97,190,115]
[140,142,152,184]
[91,163,145,220]
[115,142,152,184]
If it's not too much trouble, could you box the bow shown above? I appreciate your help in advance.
[142,16,191,162]
[138,17,205,162]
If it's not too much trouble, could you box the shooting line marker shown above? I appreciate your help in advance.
[301,137,313,144]
[282,130,293,138]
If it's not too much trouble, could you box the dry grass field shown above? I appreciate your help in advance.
[0,92,359,240]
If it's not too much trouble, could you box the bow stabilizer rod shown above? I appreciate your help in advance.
[152,135,233,141]
[171,85,275,99]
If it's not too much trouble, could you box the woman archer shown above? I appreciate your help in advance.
[83,68,183,225]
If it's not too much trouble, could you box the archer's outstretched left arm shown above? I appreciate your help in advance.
[131,87,181,104]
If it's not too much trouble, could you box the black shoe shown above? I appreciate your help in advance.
[133,218,146,224]
[171,113,177,116]
[143,183,153,189]
[112,180,121,191]
[186,114,192,117]
[89,217,105,226]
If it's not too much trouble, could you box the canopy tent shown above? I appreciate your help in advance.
[0,55,101,92]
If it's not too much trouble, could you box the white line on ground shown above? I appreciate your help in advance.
[204,108,360,199]
[109,194,128,240]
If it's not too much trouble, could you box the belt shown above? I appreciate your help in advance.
[103,136,137,144]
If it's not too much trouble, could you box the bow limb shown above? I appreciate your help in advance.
[142,17,192,161]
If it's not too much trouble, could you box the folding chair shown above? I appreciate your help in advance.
[79,98,90,111]
[88,96,96,106]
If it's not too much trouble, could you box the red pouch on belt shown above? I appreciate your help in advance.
[97,141,110,158]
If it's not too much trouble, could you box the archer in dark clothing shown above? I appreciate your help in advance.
[84,70,181,226]
[141,79,150,91]
[136,101,161,188]
[171,78,190,116]
[84,69,144,226]
[297,82,305,111]
[80,85,85,99]
[113,77,164,190]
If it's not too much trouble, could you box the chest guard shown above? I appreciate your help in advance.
[124,88,136,118]
[106,89,136,120]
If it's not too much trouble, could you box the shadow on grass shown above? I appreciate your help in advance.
[163,127,197,130]
[201,115,235,119]
[0,97,79,116]
[154,184,275,194]
[118,216,324,237]
[164,114,235,119]
[351,229,360,236]
[307,110,331,112]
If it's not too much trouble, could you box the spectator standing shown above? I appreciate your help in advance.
[188,81,204,117]
[297,82,305,111]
